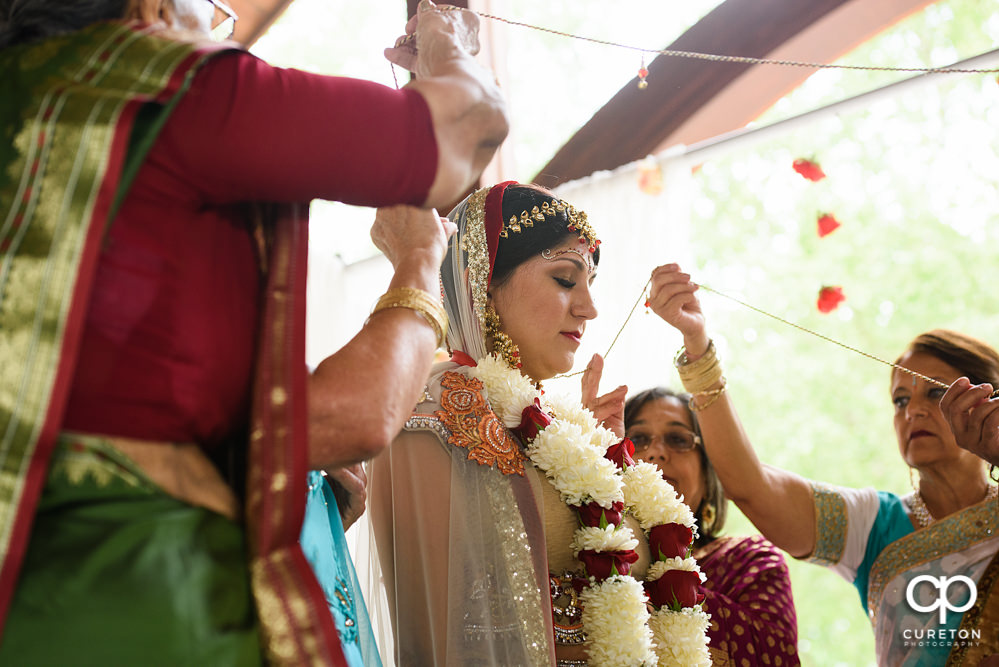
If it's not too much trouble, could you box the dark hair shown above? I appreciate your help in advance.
[624,387,727,547]
[489,183,600,288]
[897,329,999,387]
[1,0,128,47]
[0,0,185,49]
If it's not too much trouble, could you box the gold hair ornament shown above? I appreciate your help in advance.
[504,199,600,252]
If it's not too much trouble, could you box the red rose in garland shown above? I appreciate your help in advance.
[577,500,625,529]
[578,549,640,581]
[604,438,636,470]
[817,213,841,238]
[645,569,705,610]
[817,285,846,314]
[649,523,694,560]
[792,158,826,182]
[512,398,552,441]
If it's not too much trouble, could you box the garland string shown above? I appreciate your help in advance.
[477,11,999,75]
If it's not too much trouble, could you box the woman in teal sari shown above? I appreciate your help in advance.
[648,263,999,666]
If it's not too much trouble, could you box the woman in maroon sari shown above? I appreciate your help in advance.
[0,0,506,664]
[624,387,800,666]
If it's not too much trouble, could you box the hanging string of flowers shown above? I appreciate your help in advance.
[469,354,711,666]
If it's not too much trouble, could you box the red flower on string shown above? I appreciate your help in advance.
[649,523,694,560]
[792,158,826,182]
[817,286,846,314]
[817,213,841,238]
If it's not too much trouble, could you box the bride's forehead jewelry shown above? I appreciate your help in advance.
[459,182,601,334]
[541,247,594,273]
[502,199,601,253]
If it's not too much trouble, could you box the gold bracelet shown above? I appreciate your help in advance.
[369,286,448,350]
[689,381,727,412]
[674,340,724,394]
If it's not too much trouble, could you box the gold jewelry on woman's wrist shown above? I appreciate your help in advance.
[689,381,727,412]
[369,286,448,350]
[674,340,724,394]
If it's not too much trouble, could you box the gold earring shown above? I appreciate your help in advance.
[701,502,716,534]
[483,305,521,370]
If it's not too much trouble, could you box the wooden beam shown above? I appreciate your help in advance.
[533,0,935,188]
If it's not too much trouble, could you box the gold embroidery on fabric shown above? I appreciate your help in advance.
[806,482,848,566]
[0,24,210,558]
[434,371,527,476]
[483,469,551,664]
[458,187,490,331]
[48,437,146,489]
[946,550,999,665]
[867,498,998,625]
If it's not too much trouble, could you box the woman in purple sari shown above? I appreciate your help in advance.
[623,387,800,666]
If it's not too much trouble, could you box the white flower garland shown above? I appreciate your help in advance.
[469,354,711,666]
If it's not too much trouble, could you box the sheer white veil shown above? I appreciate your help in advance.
[441,184,491,360]
[367,182,557,667]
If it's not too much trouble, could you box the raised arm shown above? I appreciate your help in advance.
[648,264,817,558]
[385,1,509,210]
[308,206,455,469]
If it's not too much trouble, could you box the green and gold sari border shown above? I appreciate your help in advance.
[245,206,345,665]
[805,481,848,566]
[868,498,999,622]
[0,21,229,630]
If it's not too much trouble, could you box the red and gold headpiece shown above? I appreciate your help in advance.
[460,181,599,331]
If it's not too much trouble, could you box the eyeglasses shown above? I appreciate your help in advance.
[627,429,702,454]
[205,0,238,41]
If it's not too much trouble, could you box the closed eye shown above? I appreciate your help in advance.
[555,277,576,289]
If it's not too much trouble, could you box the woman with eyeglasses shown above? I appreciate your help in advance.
[646,263,999,666]
[620,387,800,666]
[0,0,506,664]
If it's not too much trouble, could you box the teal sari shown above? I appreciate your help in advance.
[302,471,383,667]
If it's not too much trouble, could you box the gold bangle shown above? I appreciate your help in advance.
[689,381,727,412]
[369,286,448,350]
[675,341,724,394]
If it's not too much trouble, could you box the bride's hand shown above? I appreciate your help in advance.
[648,264,709,355]
[581,353,627,438]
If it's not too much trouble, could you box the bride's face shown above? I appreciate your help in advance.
[488,238,598,381]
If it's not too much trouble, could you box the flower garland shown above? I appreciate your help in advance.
[469,354,711,667]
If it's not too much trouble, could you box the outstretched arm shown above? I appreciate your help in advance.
[648,264,816,558]
[386,1,509,210]
[308,206,455,469]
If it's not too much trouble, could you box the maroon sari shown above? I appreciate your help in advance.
[695,534,800,666]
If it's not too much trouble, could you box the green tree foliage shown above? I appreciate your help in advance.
[687,3,999,663]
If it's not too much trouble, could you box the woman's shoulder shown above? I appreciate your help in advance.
[404,363,529,476]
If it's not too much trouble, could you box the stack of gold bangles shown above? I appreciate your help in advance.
[369,286,448,350]
[674,340,727,412]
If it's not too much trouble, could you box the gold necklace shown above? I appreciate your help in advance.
[909,484,998,528]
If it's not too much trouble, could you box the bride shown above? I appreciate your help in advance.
[370,182,710,666]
